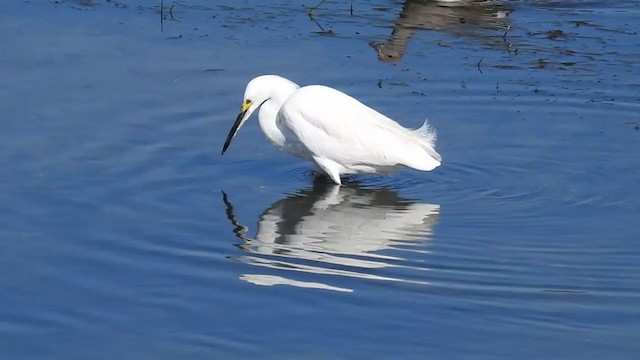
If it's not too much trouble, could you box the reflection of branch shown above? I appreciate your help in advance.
[221,191,250,240]
[372,0,513,63]
[160,0,177,32]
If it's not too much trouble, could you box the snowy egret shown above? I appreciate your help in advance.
[222,75,441,185]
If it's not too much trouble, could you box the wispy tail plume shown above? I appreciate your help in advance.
[414,118,441,163]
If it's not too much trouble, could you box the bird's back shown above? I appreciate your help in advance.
[277,85,441,173]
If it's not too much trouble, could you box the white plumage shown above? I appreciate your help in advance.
[222,75,441,185]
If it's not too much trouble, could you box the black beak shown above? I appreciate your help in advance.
[221,109,247,155]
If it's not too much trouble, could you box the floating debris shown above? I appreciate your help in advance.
[545,29,568,40]
[571,20,591,27]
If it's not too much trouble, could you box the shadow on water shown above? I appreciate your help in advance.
[222,177,440,292]
[370,0,513,62]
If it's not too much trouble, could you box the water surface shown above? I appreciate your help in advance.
[1,0,639,359]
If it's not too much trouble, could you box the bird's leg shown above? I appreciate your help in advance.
[312,156,342,185]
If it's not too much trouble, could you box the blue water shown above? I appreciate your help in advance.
[1,0,639,358]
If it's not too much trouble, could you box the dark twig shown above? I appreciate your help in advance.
[502,24,512,41]
[310,17,326,32]
[307,0,333,34]
[308,0,327,19]
[160,0,164,30]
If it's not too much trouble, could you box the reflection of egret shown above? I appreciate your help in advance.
[371,0,513,62]
[222,178,440,292]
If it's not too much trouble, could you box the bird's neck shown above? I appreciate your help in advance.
[257,90,296,148]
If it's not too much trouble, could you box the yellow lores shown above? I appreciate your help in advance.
[222,75,441,185]
[241,99,252,112]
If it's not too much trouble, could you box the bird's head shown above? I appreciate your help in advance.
[221,75,299,155]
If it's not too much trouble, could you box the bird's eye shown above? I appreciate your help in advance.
[245,99,252,104]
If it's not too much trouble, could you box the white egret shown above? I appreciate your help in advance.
[222,75,441,185]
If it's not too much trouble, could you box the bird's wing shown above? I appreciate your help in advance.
[278,85,438,170]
